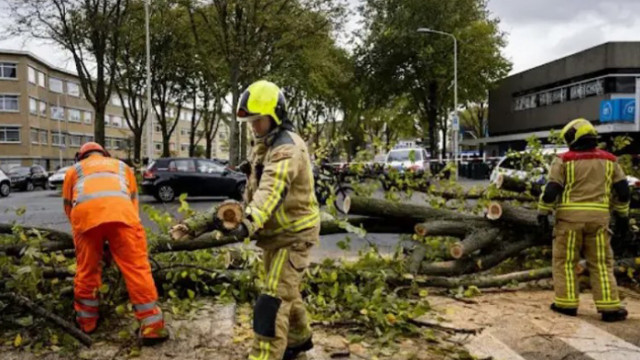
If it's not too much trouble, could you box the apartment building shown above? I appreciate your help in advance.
[0,49,229,172]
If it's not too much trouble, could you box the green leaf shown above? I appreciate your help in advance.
[187,289,195,299]
[115,305,126,316]
[168,289,177,298]
[13,334,22,347]
[16,316,33,327]
[99,284,110,294]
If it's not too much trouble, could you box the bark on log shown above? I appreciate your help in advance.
[409,267,554,289]
[182,201,244,237]
[0,223,72,243]
[430,189,535,202]
[0,292,93,347]
[449,228,501,259]
[348,196,480,222]
[419,236,537,276]
[414,220,489,238]
[495,174,543,197]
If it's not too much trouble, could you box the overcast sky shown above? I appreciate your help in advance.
[2,0,640,75]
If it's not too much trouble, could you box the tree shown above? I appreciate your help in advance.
[357,0,511,157]
[184,0,345,166]
[460,102,488,154]
[7,0,130,146]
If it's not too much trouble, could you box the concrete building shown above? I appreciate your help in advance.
[0,49,229,172]
[464,42,640,155]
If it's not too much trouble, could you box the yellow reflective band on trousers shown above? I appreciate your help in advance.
[557,203,609,211]
[249,340,271,360]
[565,230,576,302]
[596,229,611,302]
[266,249,288,296]
[562,161,575,204]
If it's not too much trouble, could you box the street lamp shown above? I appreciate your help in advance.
[145,0,153,164]
[416,28,458,173]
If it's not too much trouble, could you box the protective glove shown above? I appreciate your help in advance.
[238,160,252,177]
[228,221,250,240]
[537,214,551,237]
[614,214,630,239]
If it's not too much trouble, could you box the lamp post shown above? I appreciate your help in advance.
[416,28,458,175]
[145,0,153,164]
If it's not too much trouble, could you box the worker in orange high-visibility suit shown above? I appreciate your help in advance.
[62,142,168,345]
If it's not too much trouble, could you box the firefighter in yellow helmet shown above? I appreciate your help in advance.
[538,118,629,322]
[229,80,319,360]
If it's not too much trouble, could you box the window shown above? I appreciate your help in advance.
[0,95,19,112]
[67,82,80,97]
[181,128,190,136]
[197,160,225,174]
[51,106,64,120]
[168,159,195,172]
[154,142,162,151]
[69,134,83,147]
[30,128,39,144]
[49,78,63,93]
[0,126,20,143]
[155,125,161,132]
[52,132,66,146]
[39,101,47,116]
[109,115,122,128]
[84,111,92,124]
[68,109,81,123]
[28,67,36,84]
[112,96,122,107]
[39,129,48,144]
[83,135,94,143]
[181,144,189,152]
[0,63,17,79]
[38,72,45,87]
[29,98,37,115]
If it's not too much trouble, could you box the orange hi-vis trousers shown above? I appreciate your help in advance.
[73,222,158,309]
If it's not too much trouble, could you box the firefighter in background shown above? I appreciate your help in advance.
[62,142,169,344]
[229,80,318,360]
[538,118,630,322]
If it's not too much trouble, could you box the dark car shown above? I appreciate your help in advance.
[142,158,246,202]
[8,165,48,191]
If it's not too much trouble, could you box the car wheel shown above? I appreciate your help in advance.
[157,184,175,202]
[0,182,10,197]
[233,182,246,201]
[25,181,34,192]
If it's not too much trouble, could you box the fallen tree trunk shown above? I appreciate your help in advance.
[0,292,93,347]
[486,201,538,227]
[414,220,490,238]
[495,174,543,197]
[449,228,501,259]
[348,196,480,222]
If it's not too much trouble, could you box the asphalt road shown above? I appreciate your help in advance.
[0,189,402,260]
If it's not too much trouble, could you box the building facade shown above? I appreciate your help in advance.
[0,50,230,172]
[465,42,640,155]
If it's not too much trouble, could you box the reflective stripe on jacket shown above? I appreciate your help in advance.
[62,154,140,233]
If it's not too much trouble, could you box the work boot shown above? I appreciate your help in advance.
[282,336,313,360]
[76,316,99,334]
[601,308,628,322]
[139,321,169,346]
[550,303,577,316]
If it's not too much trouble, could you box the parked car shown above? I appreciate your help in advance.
[385,147,430,174]
[8,166,49,191]
[0,169,11,197]
[48,166,71,190]
[142,158,246,202]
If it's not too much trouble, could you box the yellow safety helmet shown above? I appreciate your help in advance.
[236,80,287,125]
[561,118,597,146]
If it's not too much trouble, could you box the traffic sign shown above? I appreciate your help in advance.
[452,115,459,131]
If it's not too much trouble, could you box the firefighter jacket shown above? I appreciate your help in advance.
[538,149,629,224]
[244,129,319,250]
[62,154,140,234]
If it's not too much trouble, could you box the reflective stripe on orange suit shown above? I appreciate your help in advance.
[63,154,162,333]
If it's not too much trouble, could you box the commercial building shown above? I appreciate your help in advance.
[464,42,640,155]
[0,49,229,172]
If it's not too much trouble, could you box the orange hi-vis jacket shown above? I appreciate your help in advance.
[63,154,140,233]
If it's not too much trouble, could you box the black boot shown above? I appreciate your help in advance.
[550,303,577,316]
[282,336,313,360]
[601,308,628,322]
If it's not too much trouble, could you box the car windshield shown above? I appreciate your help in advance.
[9,167,30,176]
[387,150,421,162]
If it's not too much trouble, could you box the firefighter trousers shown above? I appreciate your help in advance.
[553,220,621,312]
[73,222,158,306]
[248,240,314,360]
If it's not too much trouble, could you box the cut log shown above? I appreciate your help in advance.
[348,196,480,222]
[182,201,244,237]
[486,202,538,227]
[407,266,554,289]
[414,220,489,238]
[449,228,501,259]
[495,174,542,197]
[217,200,244,230]
[0,292,93,347]
[419,235,537,276]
